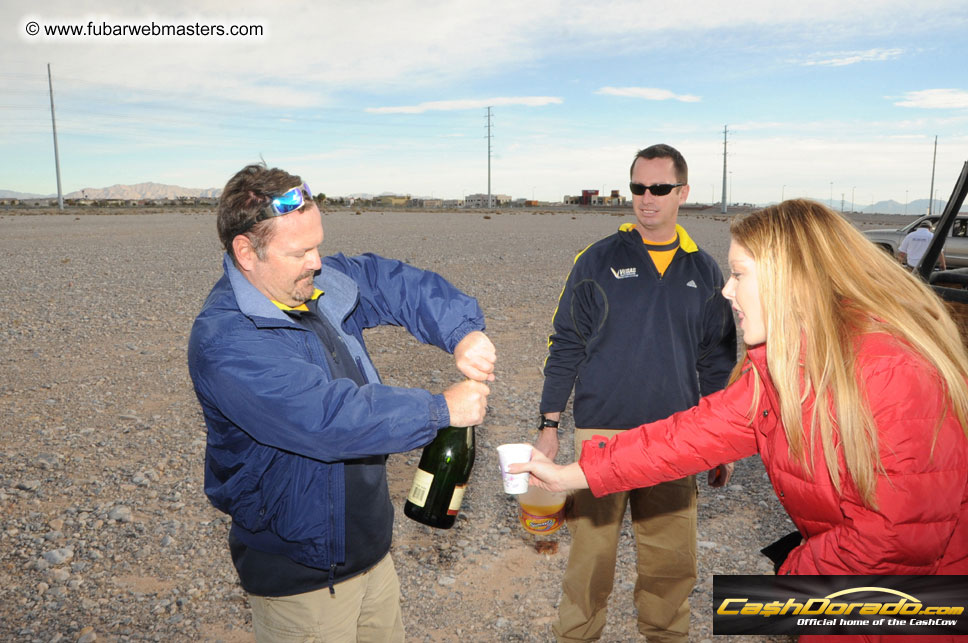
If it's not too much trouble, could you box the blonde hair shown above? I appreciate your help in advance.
[729,199,968,507]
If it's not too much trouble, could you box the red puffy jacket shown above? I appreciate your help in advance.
[581,333,968,642]
[581,333,968,574]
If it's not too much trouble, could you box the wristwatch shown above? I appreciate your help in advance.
[538,416,561,435]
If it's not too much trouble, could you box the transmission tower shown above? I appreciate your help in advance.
[485,107,494,208]
[928,135,938,216]
[48,64,64,210]
[721,125,728,214]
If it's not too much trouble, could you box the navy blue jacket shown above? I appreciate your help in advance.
[540,224,736,429]
[188,253,484,571]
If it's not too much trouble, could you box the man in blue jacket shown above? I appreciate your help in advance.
[188,164,494,641]
[534,145,736,642]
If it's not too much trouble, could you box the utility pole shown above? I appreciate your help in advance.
[47,63,64,210]
[721,125,728,214]
[928,135,938,216]
[485,107,493,208]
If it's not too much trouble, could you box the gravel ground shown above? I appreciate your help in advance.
[0,206,909,642]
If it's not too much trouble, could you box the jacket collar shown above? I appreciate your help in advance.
[746,343,768,371]
[223,253,359,328]
[744,343,786,416]
[310,255,361,326]
[224,254,294,327]
[618,223,699,253]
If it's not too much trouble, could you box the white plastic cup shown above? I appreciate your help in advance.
[497,443,533,494]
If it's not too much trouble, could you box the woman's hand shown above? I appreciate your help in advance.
[508,450,590,493]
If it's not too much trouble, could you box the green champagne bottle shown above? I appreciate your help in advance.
[404,426,476,529]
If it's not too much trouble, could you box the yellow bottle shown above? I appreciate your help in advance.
[517,486,566,535]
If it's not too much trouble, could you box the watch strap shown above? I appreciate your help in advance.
[538,416,561,434]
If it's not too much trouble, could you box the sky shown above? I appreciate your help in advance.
[3,0,968,206]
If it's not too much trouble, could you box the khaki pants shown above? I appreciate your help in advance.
[554,429,698,643]
[249,553,404,643]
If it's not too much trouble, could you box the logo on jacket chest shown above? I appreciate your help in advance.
[609,266,638,280]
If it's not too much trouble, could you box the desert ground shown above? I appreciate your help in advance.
[0,205,913,642]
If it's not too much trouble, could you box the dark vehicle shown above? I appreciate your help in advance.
[864,213,968,268]
[921,161,968,342]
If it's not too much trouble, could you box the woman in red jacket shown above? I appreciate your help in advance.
[514,199,968,579]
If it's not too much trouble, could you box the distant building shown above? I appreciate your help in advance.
[17,198,56,207]
[373,195,409,207]
[563,190,626,206]
[464,193,510,208]
[442,198,465,208]
[408,198,443,208]
[509,198,541,208]
[604,189,626,206]
[590,190,626,206]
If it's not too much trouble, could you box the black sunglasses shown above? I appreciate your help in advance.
[629,182,684,197]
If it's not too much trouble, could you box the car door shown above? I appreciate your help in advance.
[945,217,968,267]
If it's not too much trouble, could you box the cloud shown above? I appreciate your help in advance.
[596,87,701,103]
[799,47,904,66]
[5,1,964,110]
[366,96,562,114]
[894,89,968,109]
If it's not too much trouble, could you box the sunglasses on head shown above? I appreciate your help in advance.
[239,183,313,234]
[629,182,684,197]
[265,183,313,217]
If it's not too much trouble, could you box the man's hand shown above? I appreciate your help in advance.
[707,462,734,488]
[534,411,561,460]
[534,430,559,461]
[454,331,496,382]
[443,380,490,427]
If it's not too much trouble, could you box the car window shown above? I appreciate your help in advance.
[901,218,930,233]
[952,220,967,237]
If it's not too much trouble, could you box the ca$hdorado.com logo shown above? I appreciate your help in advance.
[717,586,964,626]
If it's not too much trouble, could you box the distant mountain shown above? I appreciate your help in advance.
[2,182,220,200]
[65,182,220,200]
[344,192,434,199]
[857,198,966,215]
[0,189,53,199]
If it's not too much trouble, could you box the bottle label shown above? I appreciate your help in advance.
[519,504,564,534]
[406,469,434,507]
[447,484,467,516]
